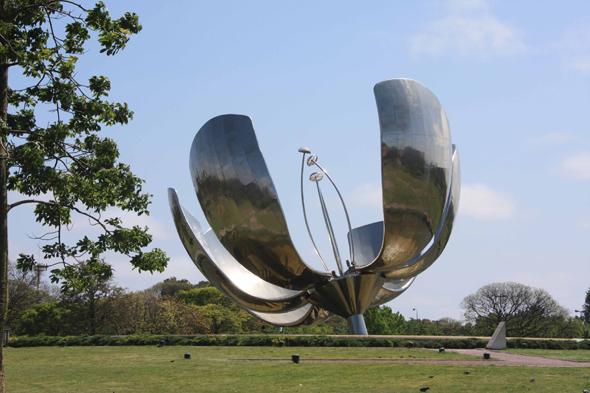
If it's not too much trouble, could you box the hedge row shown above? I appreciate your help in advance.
[7,335,589,350]
[506,338,590,350]
[8,334,487,348]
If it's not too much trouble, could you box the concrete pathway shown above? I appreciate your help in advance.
[230,349,590,367]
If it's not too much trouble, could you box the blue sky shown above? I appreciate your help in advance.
[9,0,590,322]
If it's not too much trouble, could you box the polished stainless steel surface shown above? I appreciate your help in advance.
[307,273,385,318]
[357,79,454,273]
[348,221,383,267]
[381,144,460,280]
[190,115,330,289]
[170,78,460,332]
[347,314,368,335]
[249,304,332,327]
[168,189,311,312]
[347,220,416,307]
[370,277,416,307]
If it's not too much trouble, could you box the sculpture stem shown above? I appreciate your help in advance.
[315,182,344,275]
[347,314,368,335]
[300,152,328,271]
[313,162,355,264]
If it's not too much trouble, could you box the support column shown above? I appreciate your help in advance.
[347,314,368,335]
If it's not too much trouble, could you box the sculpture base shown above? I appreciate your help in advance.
[347,314,368,335]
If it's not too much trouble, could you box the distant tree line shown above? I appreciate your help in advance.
[7,262,589,338]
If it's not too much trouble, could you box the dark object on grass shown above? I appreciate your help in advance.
[159,340,165,347]
[292,354,300,364]
[464,371,471,375]
[428,376,434,378]
[438,347,445,353]
[279,341,285,347]
[184,353,191,359]
[420,388,430,392]
[407,342,415,348]
[530,378,535,382]
[61,341,66,347]
[583,390,588,393]
[521,343,527,349]
[170,360,174,362]
[483,352,491,359]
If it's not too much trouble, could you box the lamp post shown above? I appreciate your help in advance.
[413,308,419,320]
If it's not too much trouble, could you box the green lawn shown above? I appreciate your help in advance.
[503,349,590,362]
[6,346,590,392]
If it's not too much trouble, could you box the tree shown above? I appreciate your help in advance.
[177,287,238,310]
[59,261,124,335]
[461,282,577,338]
[0,1,169,389]
[364,306,406,335]
[582,288,590,324]
[7,260,55,330]
[145,277,207,299]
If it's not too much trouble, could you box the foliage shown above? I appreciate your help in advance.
[6,261,56,330]
[582,288,590,324]
[177,287,237,310]
[7,334,490,349]
[17,302,72,336]
[177,286,262,333]
[461,282,578,337]
[3,0,169,289]
[193,304,245,334]
[364,306,407,335]
[145,277,208,299]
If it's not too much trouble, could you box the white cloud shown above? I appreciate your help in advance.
[554,152,590,181]
[459,183,516,220]
[560,18,590,73]
[524,131,576,147]
[410,1,529,59]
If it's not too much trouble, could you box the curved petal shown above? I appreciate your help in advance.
[348,221,383,267]
[382,145,460,279]
[249,304,333,327]
[190,114,330,289]
[168,188,310,313]
[369,277,416,307]
[360,79,453,271]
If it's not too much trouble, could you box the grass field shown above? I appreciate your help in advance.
[6,346,590,392]
[503,349,590,362]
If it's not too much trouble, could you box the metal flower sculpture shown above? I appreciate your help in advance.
[168,79,460,334]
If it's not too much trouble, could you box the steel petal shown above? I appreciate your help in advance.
[190,115,330,289]
[168,188,310,312]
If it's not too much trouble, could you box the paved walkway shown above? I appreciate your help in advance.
[230,349,590,367]
[444,348,590,367]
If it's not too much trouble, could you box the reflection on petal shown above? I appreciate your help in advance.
[369,277,416,307]
[168,188,309,313]
[249,304,332,327]
[363,79,453,271]
[382,145,460,279]
[190,115,330,289]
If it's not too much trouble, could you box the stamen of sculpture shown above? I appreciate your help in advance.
[168,78,461,335]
